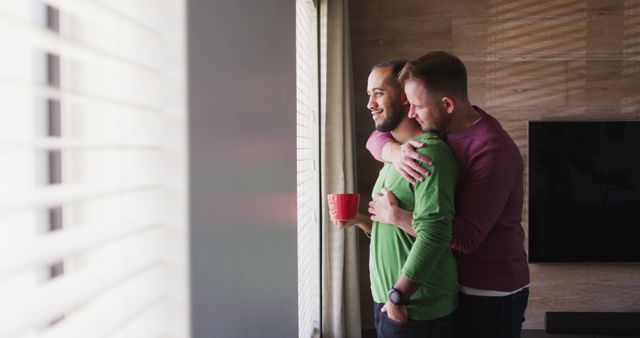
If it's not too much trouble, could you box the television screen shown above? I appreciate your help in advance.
[528,121,640,262]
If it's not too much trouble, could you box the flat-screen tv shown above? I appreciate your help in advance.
[528,121,640,263]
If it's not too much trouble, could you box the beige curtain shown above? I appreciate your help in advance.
[320,0,362,337]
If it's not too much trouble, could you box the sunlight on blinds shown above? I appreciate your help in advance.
[0,0,188,337]
[296,0,321,337]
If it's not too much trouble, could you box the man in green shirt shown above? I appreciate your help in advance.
[338,59,459,337]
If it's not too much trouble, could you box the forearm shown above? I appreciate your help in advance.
[366,130,394,162]
[394,274,421,302]
[403,224,449,283]
[393,207,415,237]
[381,141,401,163]
[354,213,373,234]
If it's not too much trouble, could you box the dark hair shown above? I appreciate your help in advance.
[398,51,468,100]
[371,58,408,86]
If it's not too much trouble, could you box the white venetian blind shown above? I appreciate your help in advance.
[0,0,189,337]
[296,0,321,337]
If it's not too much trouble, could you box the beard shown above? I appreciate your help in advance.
[421,105,451,134]
[374,100,405,133]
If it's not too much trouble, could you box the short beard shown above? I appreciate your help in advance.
[375,101,405,133]
[425,112,451,133]
[422,101,451,134]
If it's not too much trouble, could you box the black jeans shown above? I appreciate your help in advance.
[374,303,454,338]
[453,287,529,338]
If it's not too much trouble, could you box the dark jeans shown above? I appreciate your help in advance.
[374,303,454,338]
[453,287,529,338]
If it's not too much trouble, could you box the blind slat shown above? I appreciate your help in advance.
[40,296,166,338]
[40,0,172,45]
[0,137,174,151]
[0,78,183,118]
[0,222,165,278]
[0,258,164,337]
[38,265,177,338]
[0,183,161,213]
[0,14,178,82]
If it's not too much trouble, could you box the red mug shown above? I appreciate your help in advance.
[327,193,360,221]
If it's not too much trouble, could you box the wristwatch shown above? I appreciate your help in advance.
[388,287,407,306]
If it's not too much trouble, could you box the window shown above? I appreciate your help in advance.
[296,0,321,337]
[0,1,188,337]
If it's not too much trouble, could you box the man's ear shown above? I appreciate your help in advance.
[442,96,455,113]
[400,90,409,106]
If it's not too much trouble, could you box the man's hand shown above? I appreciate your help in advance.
[391,140,431,185]
[381,302,409,324]
[369,188,415,237]
[330,212,372,234]
[369,188,400,225]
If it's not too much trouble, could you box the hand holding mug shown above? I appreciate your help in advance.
[327,193,360,228]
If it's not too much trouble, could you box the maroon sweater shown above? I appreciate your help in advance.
[366,107,529,291]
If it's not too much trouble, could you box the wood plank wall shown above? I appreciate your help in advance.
[348,0,640,330]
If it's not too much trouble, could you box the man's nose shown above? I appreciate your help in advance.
[408,106,415,118]
[367,96,377,110]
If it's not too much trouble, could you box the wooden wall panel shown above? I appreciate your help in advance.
[349,0,640,331]
[379,0,490,18]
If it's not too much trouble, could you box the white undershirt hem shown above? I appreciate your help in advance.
[460,284,529,297]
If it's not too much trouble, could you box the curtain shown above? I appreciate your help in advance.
[320,0,362,337]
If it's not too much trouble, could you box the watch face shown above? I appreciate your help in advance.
[389,288,402,305]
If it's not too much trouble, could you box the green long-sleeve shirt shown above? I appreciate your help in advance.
[369,131,459,320]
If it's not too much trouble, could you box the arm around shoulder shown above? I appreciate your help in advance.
[366,130,394,162]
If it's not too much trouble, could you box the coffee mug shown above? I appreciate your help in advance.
[327,193,360,221]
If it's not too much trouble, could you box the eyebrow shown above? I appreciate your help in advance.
[367,87,385,94]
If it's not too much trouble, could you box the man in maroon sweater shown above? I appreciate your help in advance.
[367,51,530,338]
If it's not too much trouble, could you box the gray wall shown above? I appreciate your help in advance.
[188,1,298,337]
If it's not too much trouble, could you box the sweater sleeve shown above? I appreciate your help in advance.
[402,143,457,282]
[451,145,517,253]
[366,130,394,163]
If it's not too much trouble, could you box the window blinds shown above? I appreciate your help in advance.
[296,0,321,337]
[0,1,188,337]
